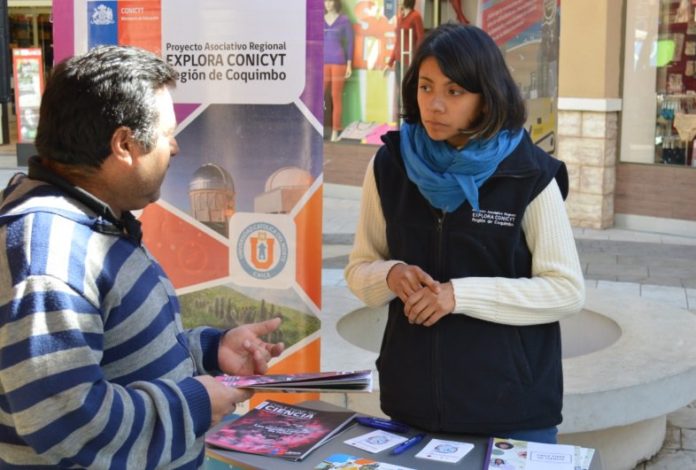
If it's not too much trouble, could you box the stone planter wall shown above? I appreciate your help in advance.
[557,110,618,229]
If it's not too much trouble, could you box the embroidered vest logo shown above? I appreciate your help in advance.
[471,210,517,227]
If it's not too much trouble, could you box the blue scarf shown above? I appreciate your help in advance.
[400,122,524,212]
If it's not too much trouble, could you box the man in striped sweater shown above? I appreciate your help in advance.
[0,45,284,469]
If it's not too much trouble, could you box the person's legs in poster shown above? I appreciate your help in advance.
[324,63,347,141]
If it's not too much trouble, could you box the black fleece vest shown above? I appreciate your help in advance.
[373,130,568,435]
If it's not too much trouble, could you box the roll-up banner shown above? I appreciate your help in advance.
[53,0,324,411]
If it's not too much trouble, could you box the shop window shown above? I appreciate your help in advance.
[4,6,53,147]
[9,11,52,75]
[9,15,33,48]
[622,0,696,167]
[38,14,53,75]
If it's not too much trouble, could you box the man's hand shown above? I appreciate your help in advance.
[403,281,455,327]
[195,375,252,426]
[218,317,285,376]
[387,263,440,303]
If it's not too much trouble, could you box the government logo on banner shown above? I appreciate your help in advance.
[230,213,296,288]
[90,4,115,25]
[86,0,162,54]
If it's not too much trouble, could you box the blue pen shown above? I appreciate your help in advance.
[355,416,410,433]
[390,433,426,455]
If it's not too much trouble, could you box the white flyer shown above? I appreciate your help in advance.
[415,438,474,464]
[344,430,408,454]
[526,442,575,470]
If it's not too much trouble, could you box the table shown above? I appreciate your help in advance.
[204,401,602,469]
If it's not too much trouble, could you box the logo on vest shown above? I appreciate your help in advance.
[237,222,288,280]
[472,210,517,227]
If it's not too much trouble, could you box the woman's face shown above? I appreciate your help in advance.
[416,56,484,148]
[325,0,337,13]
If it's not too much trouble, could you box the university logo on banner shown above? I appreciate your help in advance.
[230,212,296,288]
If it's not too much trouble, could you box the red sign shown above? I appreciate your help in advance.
[482,0,542,46]
[118,1,162,55]
[12,48,44,143]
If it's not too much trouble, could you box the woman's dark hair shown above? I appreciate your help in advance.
[401,23,526,140]
[325,0,343,14]
[35,45,177,168]
[402,0,416,9]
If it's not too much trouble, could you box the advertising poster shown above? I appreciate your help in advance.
[12,48,44,143]
[479,0,560,152]
[331,0,469,145]
[330,0,426,145]
[53,0,324,409]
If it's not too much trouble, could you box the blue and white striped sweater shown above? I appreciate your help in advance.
[0,177,222,469]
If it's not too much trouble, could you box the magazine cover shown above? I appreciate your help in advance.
[205,400,356,461]
[216,369,373,392]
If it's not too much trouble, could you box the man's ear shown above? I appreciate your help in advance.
[111,126,135,166]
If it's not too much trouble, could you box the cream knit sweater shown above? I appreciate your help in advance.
[344,158,585,326]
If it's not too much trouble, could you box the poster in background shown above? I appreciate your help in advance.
[327,0,427,145]
[12,48,44,143]
[53,0,324,409]
[336,0,397,144]
[480,0,560,152]
[331,0,469,145]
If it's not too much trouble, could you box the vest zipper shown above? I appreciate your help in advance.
[434,209,445,429]
[434,211,445,272]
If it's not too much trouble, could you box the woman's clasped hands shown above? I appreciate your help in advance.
[386,263,455,327]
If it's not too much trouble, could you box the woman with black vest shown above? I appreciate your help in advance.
[345,24,585,444]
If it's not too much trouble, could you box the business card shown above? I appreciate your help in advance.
[415,438,474,463]
[344,430,408,453]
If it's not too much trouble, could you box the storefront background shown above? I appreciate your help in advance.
[623,0,696,168]
[328,0,560,153]
[6,1,691,228]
